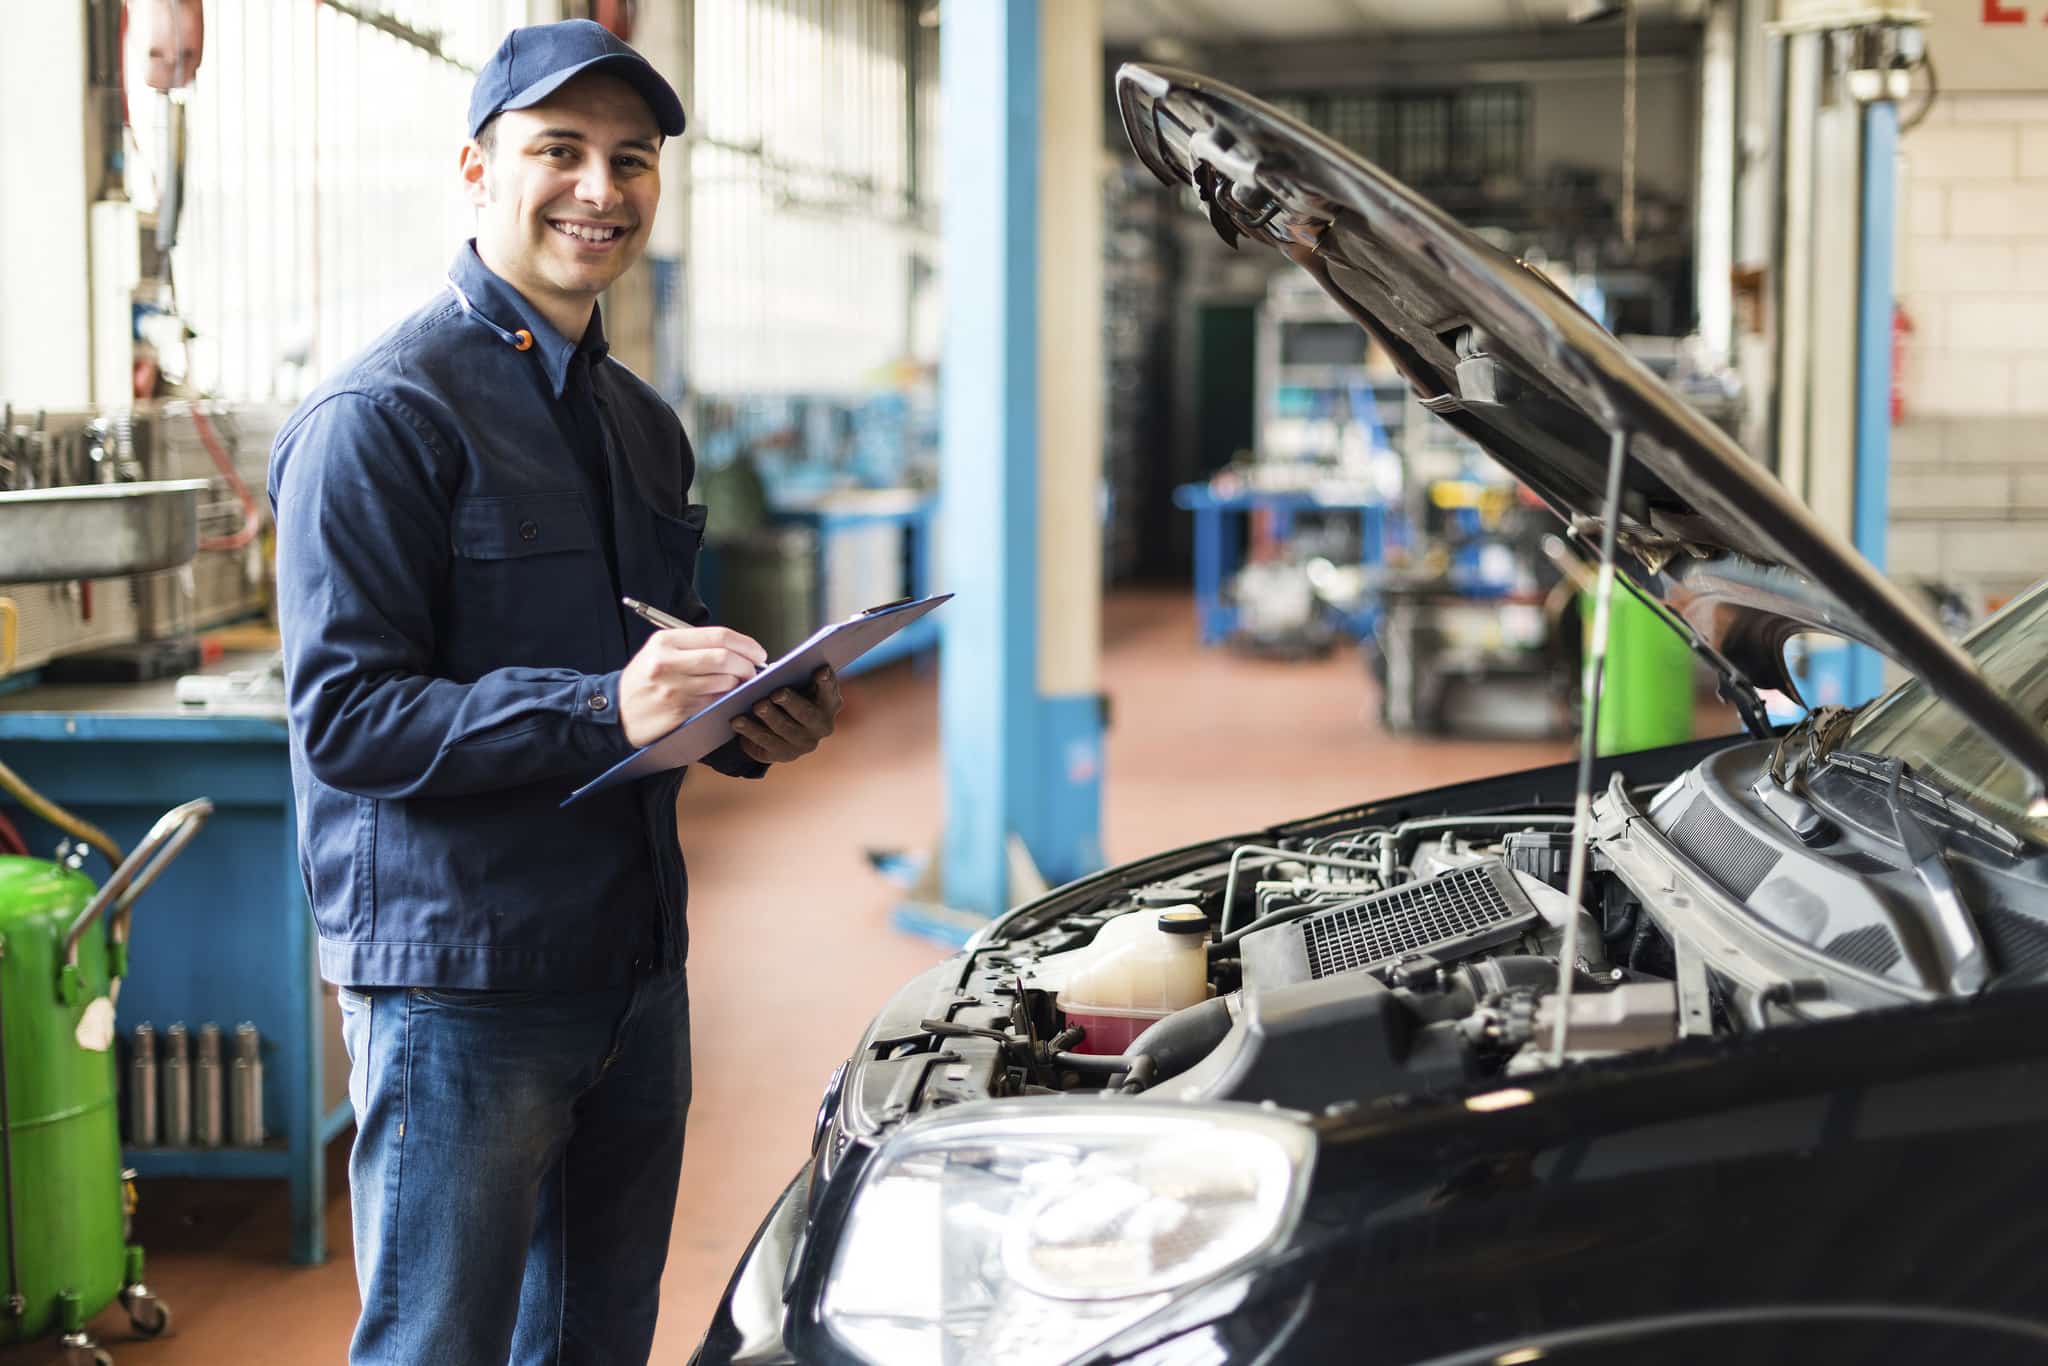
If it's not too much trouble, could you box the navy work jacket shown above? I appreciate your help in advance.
[269,242,761,991]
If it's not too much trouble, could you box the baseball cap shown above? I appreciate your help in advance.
[468,20,686,141]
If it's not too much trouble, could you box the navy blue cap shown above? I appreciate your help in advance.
[468,20,686,141]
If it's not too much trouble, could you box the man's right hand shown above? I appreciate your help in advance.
[619,626,769,746]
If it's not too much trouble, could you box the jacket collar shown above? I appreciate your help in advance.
[448,241,609,399]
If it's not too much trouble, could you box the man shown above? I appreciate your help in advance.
[268,21,841,1364]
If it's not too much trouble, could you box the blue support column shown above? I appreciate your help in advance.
[1849,98,1898,705]
[925,0,1104,928]
[936,1,1042,920]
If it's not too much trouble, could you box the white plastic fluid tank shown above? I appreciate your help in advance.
[1056,907,1210,1055]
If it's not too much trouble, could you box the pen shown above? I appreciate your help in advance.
[622,596,688,631]
[624,596,765,680]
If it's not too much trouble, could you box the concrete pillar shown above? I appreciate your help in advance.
[1033,0,1106,892]
[603,1,691,405]
[1776,26,1898,711]
[937,0,1104,922]
[1695,0,1737,369]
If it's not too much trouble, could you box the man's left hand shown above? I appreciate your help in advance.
[731,667,844,765]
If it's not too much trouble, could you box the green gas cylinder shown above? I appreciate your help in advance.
[0,854,138,1346]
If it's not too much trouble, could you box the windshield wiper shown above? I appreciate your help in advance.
[1822,750,2024,855]
[1754,705,1862,843]
[1862,757,1991,994]
[1767,704,1860,786]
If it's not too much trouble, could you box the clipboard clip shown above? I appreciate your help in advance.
[859,596,917,616]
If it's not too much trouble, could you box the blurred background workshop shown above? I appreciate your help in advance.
[2,0,2044,1362]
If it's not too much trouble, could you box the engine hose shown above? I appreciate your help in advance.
[0,757,123,869]
[1123,997,1234,1083]
[1215,890,1378,951]
[1219,845,1382,936]
[1401,957,1562,1023]
[1463,955,1563,996]
[1400,981,1478,1022]
[1745,980,1826,1029]
[1052,1050,1137,1075]
[1386,813,1574,859]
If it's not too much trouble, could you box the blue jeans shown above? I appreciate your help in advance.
[337,971,691,1365]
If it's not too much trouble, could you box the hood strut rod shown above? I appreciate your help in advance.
[1552,426,1631,1066]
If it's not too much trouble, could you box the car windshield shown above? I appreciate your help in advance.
[1844,578,2048,831]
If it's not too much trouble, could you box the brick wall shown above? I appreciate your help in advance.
[1892,93,2048,601]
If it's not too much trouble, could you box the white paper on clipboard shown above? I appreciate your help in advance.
[562,593,951,805]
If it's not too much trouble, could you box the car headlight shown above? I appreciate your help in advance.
[821,1101,1314,1366]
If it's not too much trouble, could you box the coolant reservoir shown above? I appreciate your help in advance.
[1056,907,1209,1055]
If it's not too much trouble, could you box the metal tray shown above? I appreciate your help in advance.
[0,480,211,581]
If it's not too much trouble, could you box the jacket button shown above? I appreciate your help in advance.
[518,519,539,541]
[587,693,610,712]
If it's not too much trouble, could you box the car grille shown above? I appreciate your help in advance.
[1669,798,1781,900]
[1825,910,2048,982]
[1301,861,1542,981]
[1986,907,2048,980]
[1824,923,1902,974]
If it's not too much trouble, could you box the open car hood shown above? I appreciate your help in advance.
[1119,63,2048,801]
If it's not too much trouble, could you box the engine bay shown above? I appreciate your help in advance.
[949,808,1683,1113]
[846,739,2033,1127]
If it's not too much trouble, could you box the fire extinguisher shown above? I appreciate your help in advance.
[590,0,636,40]
[1890,303,1914,426]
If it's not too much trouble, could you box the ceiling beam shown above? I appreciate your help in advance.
[1331,0,1389,37]
[1106,20,1701,90]
[1156,0,1237,40]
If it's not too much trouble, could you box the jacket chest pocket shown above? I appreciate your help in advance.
[447,492,607,673]
[645,502,710,623]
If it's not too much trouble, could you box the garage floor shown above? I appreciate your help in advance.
[7,589,1577,1365]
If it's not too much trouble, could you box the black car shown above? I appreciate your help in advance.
[692,66,2048,1366]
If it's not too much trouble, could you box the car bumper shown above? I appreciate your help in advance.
[691,1164,811,1366]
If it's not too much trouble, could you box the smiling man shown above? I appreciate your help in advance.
[267,20,842,1365]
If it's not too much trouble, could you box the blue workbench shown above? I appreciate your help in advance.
[772,490,940,676]
[0,659,346,1266]
[1172,483,1390,645]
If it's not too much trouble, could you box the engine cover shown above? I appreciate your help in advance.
[1140,972,1473,1110]
[1240,860,1544,989]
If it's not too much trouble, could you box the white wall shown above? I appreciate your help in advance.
[688,0,929,395]
[0,6,93,405]
[121,0,552,402]
[1890,92,2048,598]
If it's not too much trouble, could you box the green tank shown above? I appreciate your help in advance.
[0,856,130,1350]
[0,849,175,1363]
[1585,586,1696,755]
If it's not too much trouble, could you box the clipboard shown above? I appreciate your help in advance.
[563,592,952,804]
